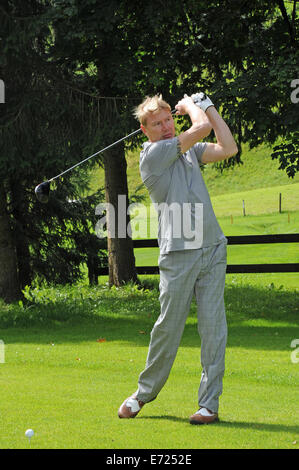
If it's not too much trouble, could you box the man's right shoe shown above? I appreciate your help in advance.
[118,394,145,419]
[189,407,219,425]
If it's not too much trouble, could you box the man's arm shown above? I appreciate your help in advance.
[201,106,238,164]
[176,96,212,153]
[175,94,238,162]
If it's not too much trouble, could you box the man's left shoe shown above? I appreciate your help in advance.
[118,394,145,419]
[189,408,219,425]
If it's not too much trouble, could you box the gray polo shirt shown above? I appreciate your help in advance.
[139,137,226,253]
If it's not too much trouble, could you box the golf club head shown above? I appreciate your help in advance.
[35,181,50,203]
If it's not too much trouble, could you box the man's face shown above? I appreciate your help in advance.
[141,109,175,142]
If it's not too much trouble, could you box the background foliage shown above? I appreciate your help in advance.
[0,0,298,298]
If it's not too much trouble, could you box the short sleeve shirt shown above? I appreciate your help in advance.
[139,137,226,253]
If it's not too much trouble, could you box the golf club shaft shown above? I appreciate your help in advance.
[49,109,177,183]
[49,127,142,182]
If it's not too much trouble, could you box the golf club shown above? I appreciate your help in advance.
[34,127,142,203]
[35,108,178,203]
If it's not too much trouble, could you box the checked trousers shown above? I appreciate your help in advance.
[136,240,227,413]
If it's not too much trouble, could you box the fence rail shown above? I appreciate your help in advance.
[97,233,299,275]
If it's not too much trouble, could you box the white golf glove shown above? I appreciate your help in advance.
[191,92,214,112]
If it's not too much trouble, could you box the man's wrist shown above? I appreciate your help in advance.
[186,101,201,115]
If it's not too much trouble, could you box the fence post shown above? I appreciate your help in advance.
[279,193,282,213]
[242,200,246,216]
[0,80,4,103]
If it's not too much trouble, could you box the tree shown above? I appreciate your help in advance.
[0,0,107,300]
[0,187,20,302]
[47,0,208,285]
[1,0,297,299]
[182,0,298,173]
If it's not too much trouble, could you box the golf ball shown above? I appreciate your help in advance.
[25,429,34,439]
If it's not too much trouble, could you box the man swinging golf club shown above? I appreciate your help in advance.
[118,92,238,424]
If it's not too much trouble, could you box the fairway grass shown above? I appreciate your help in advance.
[1,142,299,450]
[0,281,298,449]
[211,183,299,218]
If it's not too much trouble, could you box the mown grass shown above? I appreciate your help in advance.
[0,278,298,449]
[1,138,298,450]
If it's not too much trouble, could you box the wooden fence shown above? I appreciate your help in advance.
[96,233,299,276]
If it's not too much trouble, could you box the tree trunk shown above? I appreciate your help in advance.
[103,144,137,286]
[11,182,32,290]
[0,189,21,302]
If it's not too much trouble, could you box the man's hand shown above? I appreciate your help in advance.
[175,94,197,115]
[176,94,212,154]
[176,92,238,161]
[191,92,214,112]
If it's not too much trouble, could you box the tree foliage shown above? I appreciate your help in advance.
[0,0,107,295]
[0,0,298,299]
[181,0,298,171]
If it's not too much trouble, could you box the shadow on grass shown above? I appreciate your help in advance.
[141,415,187,423]
[216,420,299,435]
[141,415,299,435]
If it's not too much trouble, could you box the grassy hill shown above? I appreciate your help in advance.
[87,141,297,279]
[201,143,299,197]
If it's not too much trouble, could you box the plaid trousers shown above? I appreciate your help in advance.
[136,240,227,413]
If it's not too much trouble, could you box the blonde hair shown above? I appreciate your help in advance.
[133,94,171,126]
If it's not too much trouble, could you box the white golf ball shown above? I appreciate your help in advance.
[25,429,34,439]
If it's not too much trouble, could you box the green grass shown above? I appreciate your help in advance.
[1,138,299,449]
[202,144,299,197]
[211,184,299,217]
[89,138,299,274]
[0,280,298,449]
